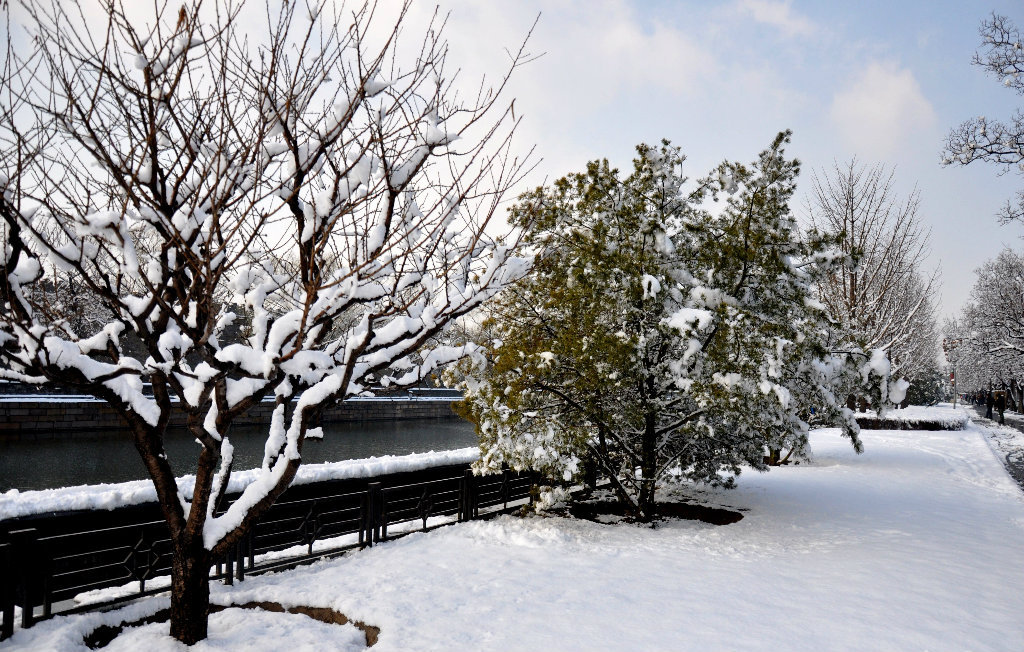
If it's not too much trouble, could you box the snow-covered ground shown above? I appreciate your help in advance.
[982,406,1024,438]
[6,421,1024,651]
[967,406,1024,490]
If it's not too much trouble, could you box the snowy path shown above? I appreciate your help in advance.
[964,404,1024,491]
[8,424,1024,651]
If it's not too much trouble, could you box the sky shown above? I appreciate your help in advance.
[6,0,1021,321]
[399,0,1024,321]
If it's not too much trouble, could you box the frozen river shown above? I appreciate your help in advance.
[0,418,477,491]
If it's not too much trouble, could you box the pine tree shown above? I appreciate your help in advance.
[455,132,890,520]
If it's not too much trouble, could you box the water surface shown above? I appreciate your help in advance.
[0,419,477,491]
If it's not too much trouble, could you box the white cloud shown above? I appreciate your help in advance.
[400,0,717,183]
[735,0,816,37]
[578,3,714,96]
[429,0,714,100]
[829,61,937,160]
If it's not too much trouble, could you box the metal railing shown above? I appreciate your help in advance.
[0,462,534,640]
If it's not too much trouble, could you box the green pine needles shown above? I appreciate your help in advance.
[454,131,891,520]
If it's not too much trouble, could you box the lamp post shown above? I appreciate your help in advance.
[942,338,962,408]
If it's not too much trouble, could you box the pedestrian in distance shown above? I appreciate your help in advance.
[995,390,1006,425]
[986,390,994,419]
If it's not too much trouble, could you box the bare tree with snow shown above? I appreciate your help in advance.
[806,161,941,394]
[0,0,533,643]
[944,12,1024,224]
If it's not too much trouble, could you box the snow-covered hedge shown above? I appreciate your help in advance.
[855,405,969,431]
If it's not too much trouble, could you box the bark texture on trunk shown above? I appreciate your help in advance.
[169,548,211,645]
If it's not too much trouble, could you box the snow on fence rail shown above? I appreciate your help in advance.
[854,405,969,431]
[0,456,535,640]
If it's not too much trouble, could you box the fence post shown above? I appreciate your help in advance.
[458,472,466,521]
[362,483,383,546]
[235,538,245,583]
[224,546,234,586]
[358,494,367,547]
[416,489,432,531]
[368,483,383,543]
[8,528,39,629]
[1,542,13,641]
[459,469,477,521]
[471,471,479,519]
[501,465,511,510]
[247,529,255,570]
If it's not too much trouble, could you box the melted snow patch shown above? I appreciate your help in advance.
[101,607,366,652]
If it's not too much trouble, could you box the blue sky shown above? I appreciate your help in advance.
[10,0,1020,319]
[412,0,1024,320]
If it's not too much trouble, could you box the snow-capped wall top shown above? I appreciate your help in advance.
[0,447,479,521]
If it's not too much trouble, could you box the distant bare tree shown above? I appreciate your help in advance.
[945,297,1024,410]
[962,249,1024,358]
[0,0,533,643]
[806,161,940,390]
[951,249,1024,407]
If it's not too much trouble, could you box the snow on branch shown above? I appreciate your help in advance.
[0,0,534,561]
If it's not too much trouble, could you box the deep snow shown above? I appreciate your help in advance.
[5,417,1024,651]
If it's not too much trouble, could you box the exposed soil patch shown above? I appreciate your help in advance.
[83,600,379,649]
[569,498,743,525]
[654,501,745,525]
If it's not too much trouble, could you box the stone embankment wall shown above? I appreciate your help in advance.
[0,396,459,440]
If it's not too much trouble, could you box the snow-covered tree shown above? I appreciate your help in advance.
[455,133,891,520]
[943,13,1024,223]
[805,161,940,395]
[902,361,948,406]
[0,0,532,643]
[948,249,1024,404]
[962,249,1024,357]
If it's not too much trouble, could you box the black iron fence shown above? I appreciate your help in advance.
[0,462,534,640]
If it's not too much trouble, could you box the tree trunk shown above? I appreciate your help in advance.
[169,546,212,645]
[638,412,657,521]
[766,447,794,466]
[638,477,656,521]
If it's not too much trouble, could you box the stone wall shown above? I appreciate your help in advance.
[0,397,459,440]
